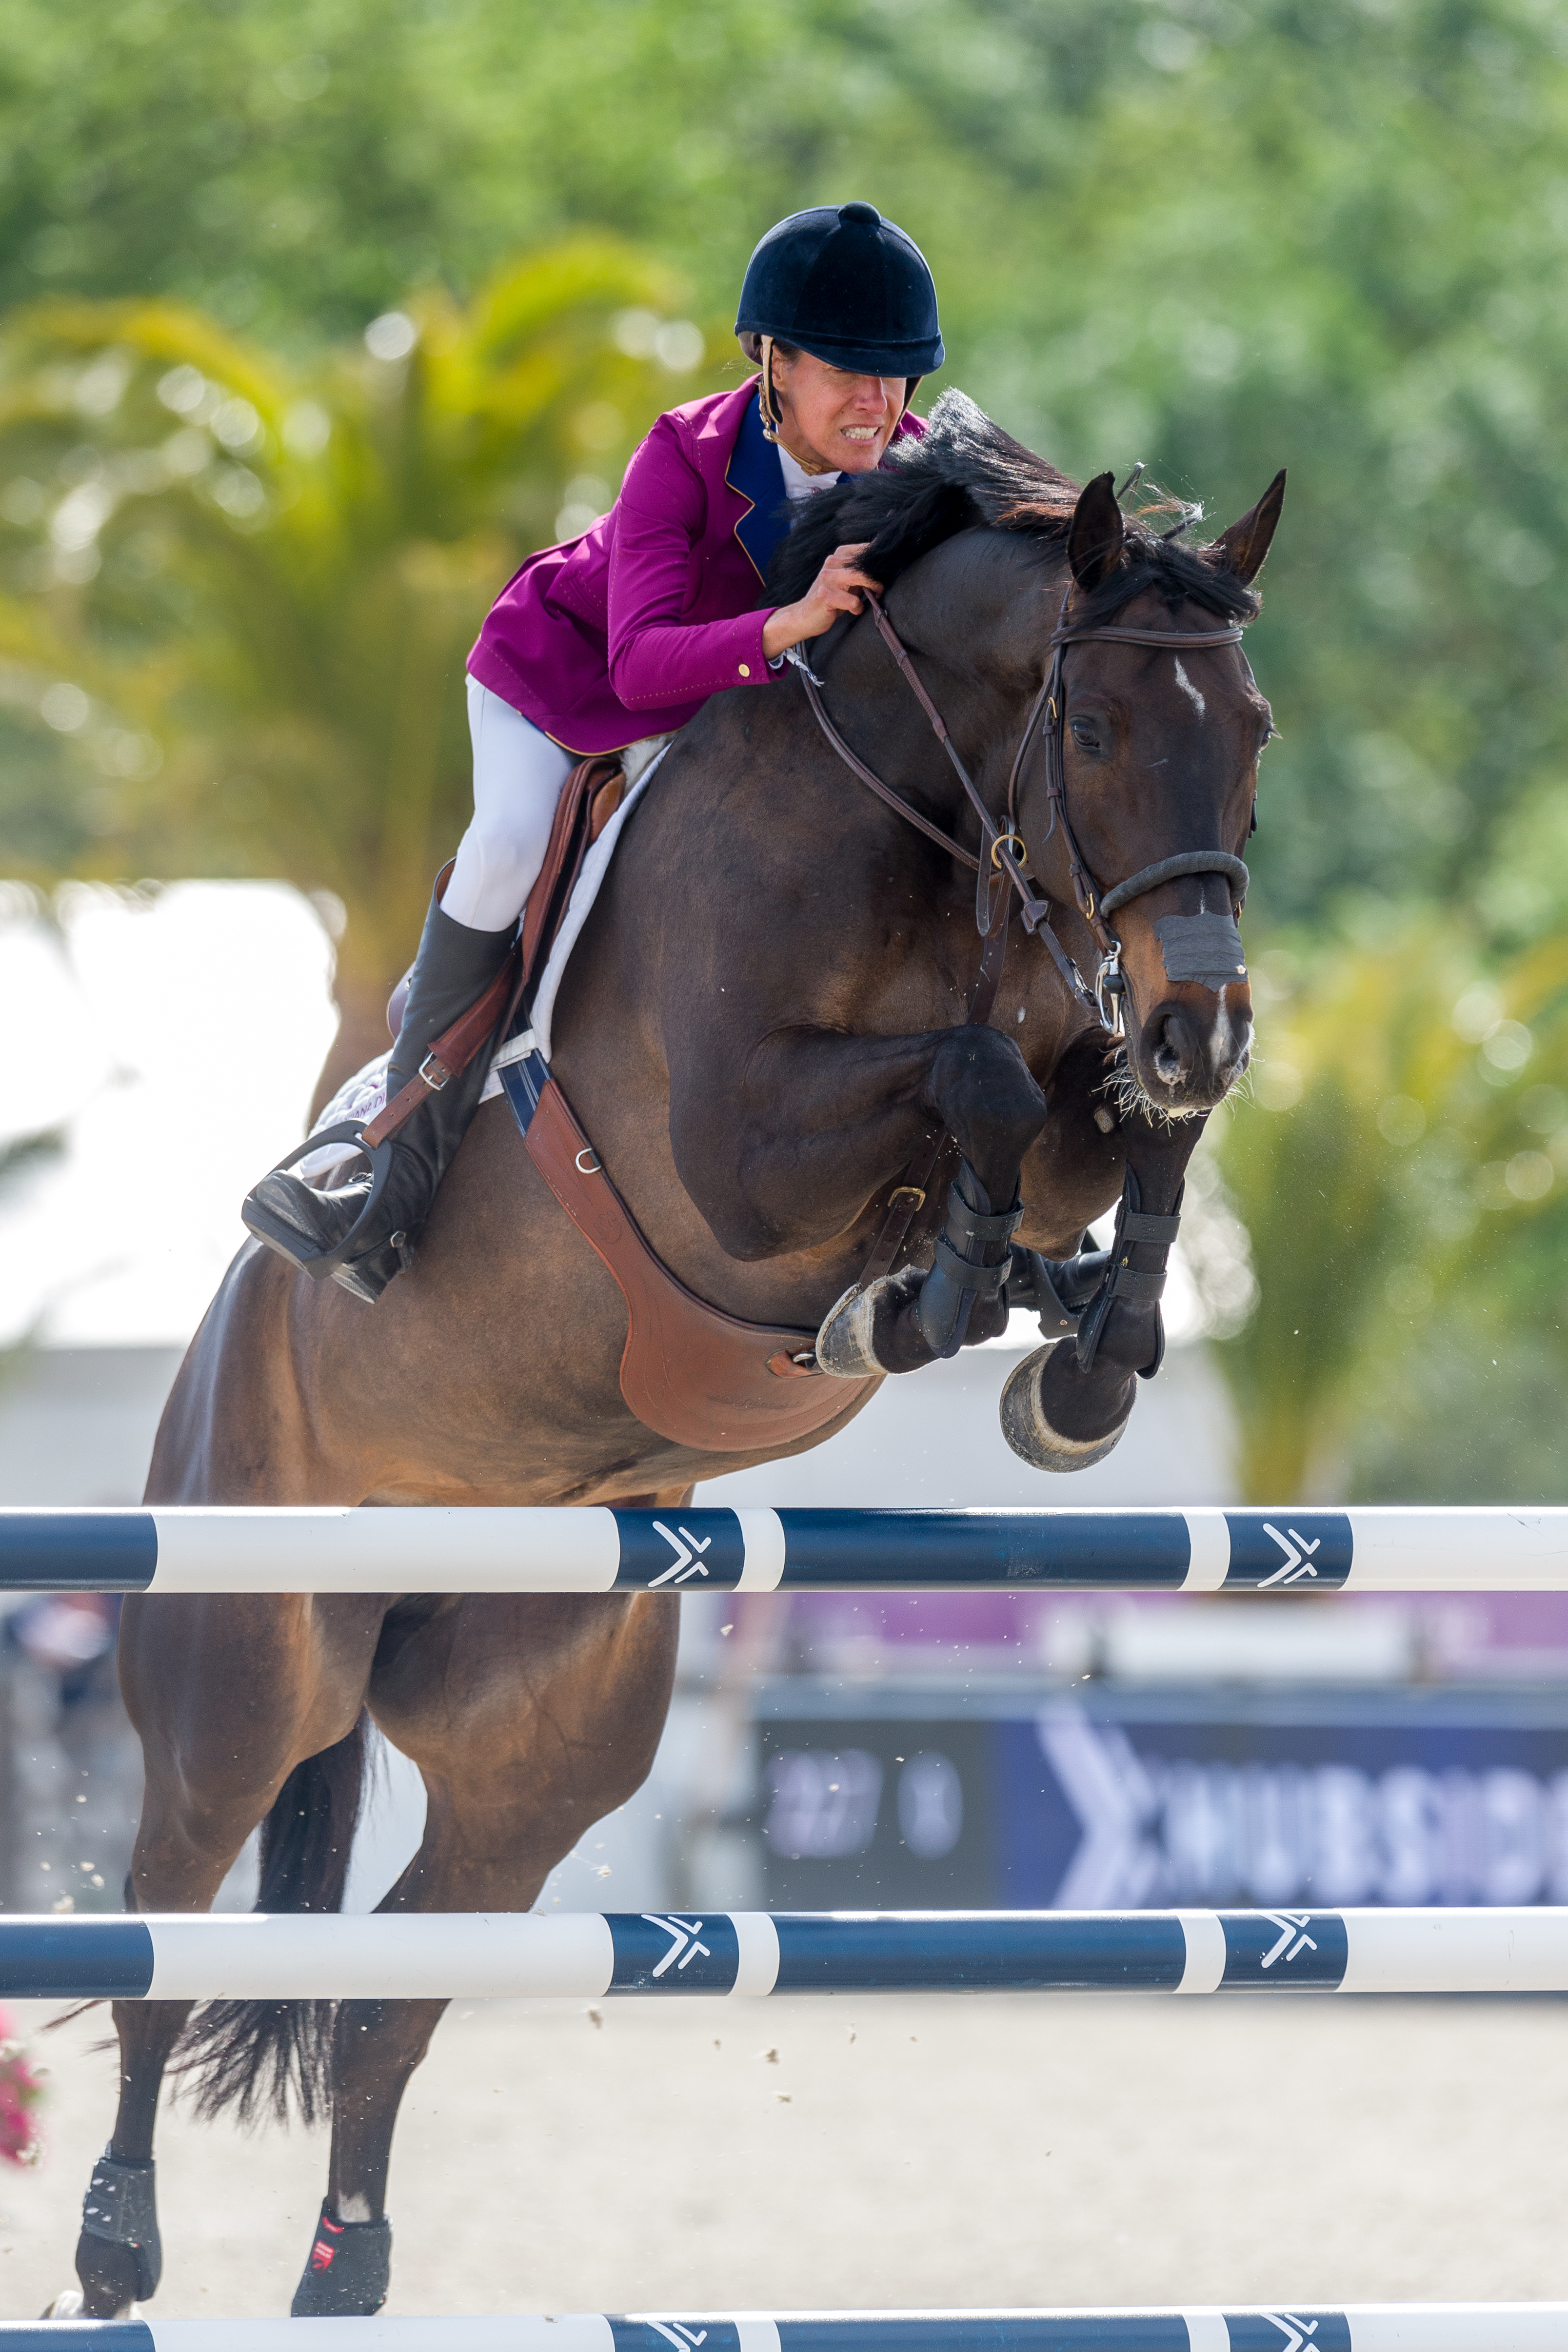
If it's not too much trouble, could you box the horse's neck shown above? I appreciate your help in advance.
[809,622,1006,828]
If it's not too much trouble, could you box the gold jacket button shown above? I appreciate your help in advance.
[737,662,751,677]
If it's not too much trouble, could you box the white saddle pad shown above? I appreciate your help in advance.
[298,745,665,1181]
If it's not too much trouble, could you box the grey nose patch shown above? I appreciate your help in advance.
[1153,910,1248,989]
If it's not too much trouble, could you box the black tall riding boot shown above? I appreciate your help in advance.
[241,893,516,1303]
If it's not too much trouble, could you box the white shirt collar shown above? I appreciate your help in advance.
[777,442,841,502]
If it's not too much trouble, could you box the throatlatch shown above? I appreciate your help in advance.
[77,2149,161,2305]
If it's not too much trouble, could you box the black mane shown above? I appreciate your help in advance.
[766,388,1261,628]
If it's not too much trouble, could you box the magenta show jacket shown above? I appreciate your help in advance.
[467,378,926,757]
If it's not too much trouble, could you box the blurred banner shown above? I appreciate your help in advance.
[756,1682,1568,1913]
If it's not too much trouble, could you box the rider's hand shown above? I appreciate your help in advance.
[762,542,880,659]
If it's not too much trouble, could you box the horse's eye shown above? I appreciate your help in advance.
[1070,719,1100,751]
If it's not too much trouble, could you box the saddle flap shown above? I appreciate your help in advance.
[519,754,625,988]
[369,758,624,1152]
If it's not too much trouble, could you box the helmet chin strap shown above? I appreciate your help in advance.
[756,335,784,440]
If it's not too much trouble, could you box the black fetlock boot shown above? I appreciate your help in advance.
[915,1158,1024,1359]
[1069,1169,1183,1377]
[1006,1232,1112,1341]
[291,2201,392,2317]
[73,2149,161,2313]
[241,890,516,1304]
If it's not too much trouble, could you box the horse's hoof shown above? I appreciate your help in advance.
[40,2288,141,2321]
[999,1343,1131,1472]
[814,1269,918,1378]
[815,1282,883,1377]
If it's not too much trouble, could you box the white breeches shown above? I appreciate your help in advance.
[443,679,576,933]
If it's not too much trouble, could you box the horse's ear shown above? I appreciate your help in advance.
[1067,472,1124,592]
[1210,469,1286,586]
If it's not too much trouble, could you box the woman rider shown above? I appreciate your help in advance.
[242,200,943,1301]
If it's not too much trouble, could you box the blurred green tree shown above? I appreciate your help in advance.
[0,244,701,1091]
[1211,927,1568,1500]
[3,0,1568,932]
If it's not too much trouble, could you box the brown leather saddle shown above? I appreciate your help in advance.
[366,754,875,1453]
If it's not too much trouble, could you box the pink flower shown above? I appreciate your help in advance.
[0,2017,46,2168]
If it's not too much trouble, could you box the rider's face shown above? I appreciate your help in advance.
[772,351,906,473]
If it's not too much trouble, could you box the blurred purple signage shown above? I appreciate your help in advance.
[757,1683,1568,1911]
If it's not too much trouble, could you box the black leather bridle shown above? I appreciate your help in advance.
[797,582,1254,1040]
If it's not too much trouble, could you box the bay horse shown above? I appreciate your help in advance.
[51,393,1281,2319]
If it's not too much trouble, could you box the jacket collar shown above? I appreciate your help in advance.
[722,384,928,591]
[724,386,790,587]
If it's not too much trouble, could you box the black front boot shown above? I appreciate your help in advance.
[914,1158,1024,1359]
[1006,1232,1111,1340]
[241,893,515,1303]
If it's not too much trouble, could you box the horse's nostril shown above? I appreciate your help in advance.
[1152,1012,1193,1087]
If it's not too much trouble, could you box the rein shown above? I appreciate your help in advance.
[796,584,1252,1042]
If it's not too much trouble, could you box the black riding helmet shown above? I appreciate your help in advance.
[734,201,944,379]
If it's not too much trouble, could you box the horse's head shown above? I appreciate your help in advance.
[1016,468,1285,1118]
[772,395,1283,1118]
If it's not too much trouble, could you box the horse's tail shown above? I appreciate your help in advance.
[176,1712,374,2128]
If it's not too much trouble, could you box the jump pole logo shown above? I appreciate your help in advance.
[642,1914,714,1976]
[1258,1524,1323,1587]
[1260,2319,1320,2352]
[649,1522,715,1587]
[1258,1912,1318,1970]
[646,2327,709,2349]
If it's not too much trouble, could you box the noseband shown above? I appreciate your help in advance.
[796,584,1252,1039]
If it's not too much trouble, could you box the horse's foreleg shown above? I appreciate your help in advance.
[1003,1103,1209,1471]
[678,1021,1048,1378]
[678,1020,1047,1262]
[814,1024,1051,1376]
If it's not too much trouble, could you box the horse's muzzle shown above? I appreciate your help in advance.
[1134,989,1253,1112]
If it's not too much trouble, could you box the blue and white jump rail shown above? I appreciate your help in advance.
[1,2308,1566,2348]
[8,1503,1568,1594]
[10,1907,1568,2000]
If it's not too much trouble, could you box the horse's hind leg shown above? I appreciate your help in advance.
[57,1592,384,2320]
[287,1581,681,2317]
[62,1775,263,2318]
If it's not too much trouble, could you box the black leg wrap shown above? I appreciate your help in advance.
[1007,1236,1111,1340]
[915,1159,1024,1359]
[291,2201,393,2317]
[1072,1169,1182,1377]
[77,2151,161,2303]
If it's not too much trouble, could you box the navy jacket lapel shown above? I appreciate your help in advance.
[725,388,792,588]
